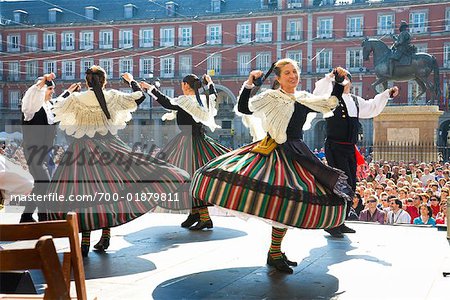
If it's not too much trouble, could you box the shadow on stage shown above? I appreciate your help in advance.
[152,236,391,300]
[82,225,247,280]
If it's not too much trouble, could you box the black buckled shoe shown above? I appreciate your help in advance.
[181,213,200,228]
[340,224,356,234]
[267,253,293,274]
[281,252,297,267]
[325,227,344,238]
[189,219,213,230]
[93,237,110,252]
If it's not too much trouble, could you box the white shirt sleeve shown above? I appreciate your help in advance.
[0,156,34,202]
[357,89,391,119]
[313,74,333,97]
[21,84,46,121]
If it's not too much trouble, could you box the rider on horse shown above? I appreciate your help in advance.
[389,20,417,76]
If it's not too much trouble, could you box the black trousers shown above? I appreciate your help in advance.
[22,144,51,215]
[325,140,357,220]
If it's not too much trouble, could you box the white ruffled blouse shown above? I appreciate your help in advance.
[52,89,143,138]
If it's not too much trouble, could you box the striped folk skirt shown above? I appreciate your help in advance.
[46,135,190,231]
[191,139,350,229]
[157,131,230,210]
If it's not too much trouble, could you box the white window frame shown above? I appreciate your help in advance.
[99,30,113,49]
[211,0,222,13]
[119,58,133,75]
[26,33,38,52]
[256,52,271,72]
[9,90,20,110]
[207,24,222,45]
[316,49,332,73]
[140,57,154,79]
[61,32,75,51]
[446,8,450,31]
[160,57,175,78]
[179,55,192,77]
[80,59,94,79]
[286,19,302,41]
[8,61,20,81]
[237,23,252,43]
[286,50,302,71]
[317,17,333,39]
[207,54,222,75]
[408,81,426,104]
[25,61,38,80]
[237,52,251,76]
[410,11,428,34]
[61,60,75,80]
[140,28,154,48]
[347,15,363,37]
[346,48,363,72]
[415,43,427,53]
[444,43,450,69]
[7,34,20,52]
[256,22,272,43]
[178,26,192,46]
[351,82,363,97]
[120,29,133,48]
[0,62,3,81]
[287,0,302,9]
[44,60,56,75]
[44,33,56,51]
[377,14,394,35]
[99,59,113,79]
[80,31,94,50]
[160,27,175,47]
[161,87,175,98]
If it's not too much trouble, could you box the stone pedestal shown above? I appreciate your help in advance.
[373,106,443,162]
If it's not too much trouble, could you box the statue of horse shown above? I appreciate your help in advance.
[361,38,441,103]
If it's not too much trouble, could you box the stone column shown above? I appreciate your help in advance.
[372,106,443,162]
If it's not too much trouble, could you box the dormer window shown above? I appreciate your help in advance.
[85,6,99,20]
[211,0,224,13]
[124,4,137,19]
[165,1,178,17]
[13,10,28,24]
[48,8,62,23]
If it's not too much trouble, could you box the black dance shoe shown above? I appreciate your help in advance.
[325,227,344,238]
[181,213,200,228]
[81,245,89,257]
[19,213,36,223]
[93,237,110,251]
[340,224,356,234]
[267,253,294,274]
[37,213,48,222]
[189,219,213,230]
[281,252,297,267]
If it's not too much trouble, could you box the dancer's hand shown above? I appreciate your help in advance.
[203,74,213,84]
[248,70,263,85]
[68,82,81,93]
[121,73,134,83]
[389,86,399,98]
[140,81,154,91]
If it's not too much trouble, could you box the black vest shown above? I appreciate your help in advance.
[326,84,360,144]
[21,106,56,149]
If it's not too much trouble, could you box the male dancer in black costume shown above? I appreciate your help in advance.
[314,67,398,237]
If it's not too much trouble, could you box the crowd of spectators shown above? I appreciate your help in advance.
[350,160,448,226]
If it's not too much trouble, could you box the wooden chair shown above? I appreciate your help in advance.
[0,235,70,299]
[0,213,87,300]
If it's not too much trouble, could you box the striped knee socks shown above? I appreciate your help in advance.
[198,207,210,222]
[269,227,287,260]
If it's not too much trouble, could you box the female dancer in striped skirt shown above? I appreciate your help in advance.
[47,66,190,256]
[141,74,230,230]
[191,58,351,273]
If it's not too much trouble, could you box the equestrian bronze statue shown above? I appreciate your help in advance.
[361,22,441,103]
